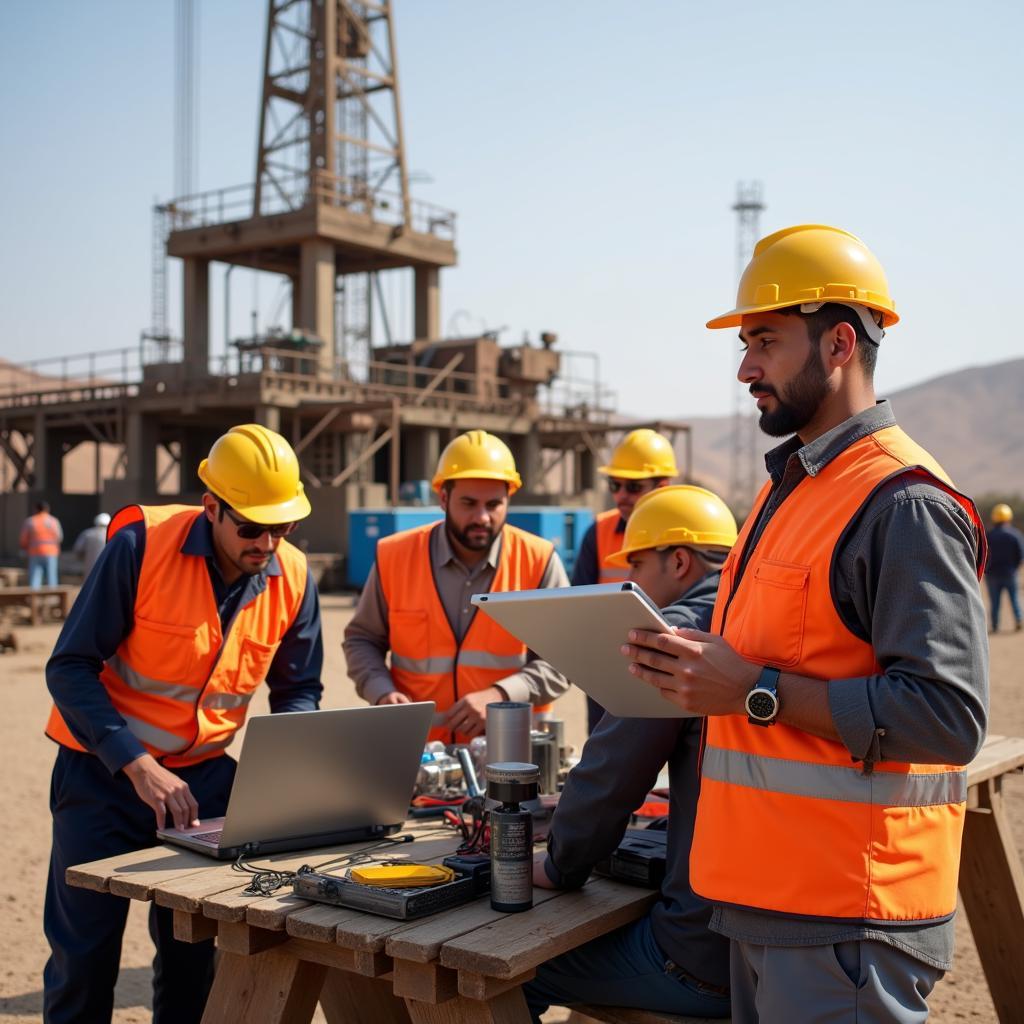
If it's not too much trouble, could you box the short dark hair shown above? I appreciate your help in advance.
[779,303,878,379]
[34,500,49,513]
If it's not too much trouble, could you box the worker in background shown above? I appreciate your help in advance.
[344,429,570,742]
[525,485,737,1022]
[572,427,677,732]
[624,225,988,1023]
[72,512,111,579]
[21,499,63,588]
[985,502,1024,633]
[43,424,324,1024]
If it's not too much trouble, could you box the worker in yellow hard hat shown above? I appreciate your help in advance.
[526,484,737,1021]
[985,503,1024,633]
[623,224,989,1021]
[43,424,323,1023]
[344,429,571,742]
[573,427,678,730]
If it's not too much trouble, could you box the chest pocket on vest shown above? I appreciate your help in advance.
[129,617,200,684]
[227,637,280,693]
[389,609,430,662]
[734,560,810,668]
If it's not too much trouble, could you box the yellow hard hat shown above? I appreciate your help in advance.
[198,424,311,524]
[598,429,678,480]
[431,430,522,494]
[706,224,898,332]
[992,503,1013,524]
[605,485,738,568]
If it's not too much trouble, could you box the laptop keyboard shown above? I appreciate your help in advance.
[190,830,223,845]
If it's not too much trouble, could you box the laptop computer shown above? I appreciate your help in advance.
[472,582,694,719]
[157,701,434,859]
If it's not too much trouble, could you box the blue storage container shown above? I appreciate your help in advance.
[507,507,594,578]
[346,505,594,587]
[347,508,442,587]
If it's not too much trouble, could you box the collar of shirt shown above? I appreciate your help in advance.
[433,520,503,576]
[180,511,282,579]
[763,400,896,485]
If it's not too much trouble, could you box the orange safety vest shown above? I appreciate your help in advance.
[595,508,628,583]
[23,512,61,557]
[690,425,985,924]
[377,522,554,744]
[46,504,308,767]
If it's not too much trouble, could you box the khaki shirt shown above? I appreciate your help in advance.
[343,522,570,706]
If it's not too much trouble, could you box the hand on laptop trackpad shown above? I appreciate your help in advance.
[175,817,225,835]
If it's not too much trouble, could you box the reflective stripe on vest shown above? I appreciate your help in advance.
[595,509,628,583]
[691,424,985,924]
[377,522,553,744]
[45,504,307,767]
[701,746,968,807]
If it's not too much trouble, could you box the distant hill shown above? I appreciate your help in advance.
[671,357,1024,503]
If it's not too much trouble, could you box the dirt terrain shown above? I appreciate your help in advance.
[1,592,1020,1023]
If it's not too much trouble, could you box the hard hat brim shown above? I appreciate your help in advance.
[228,492,312,524]
[605,540,733,569]
[706,300,899,331]
[431,470,522,495]
[597,465,675,480]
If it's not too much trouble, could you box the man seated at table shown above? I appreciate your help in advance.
[524,485,737,1021]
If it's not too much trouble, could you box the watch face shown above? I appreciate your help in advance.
[746,689,778,721]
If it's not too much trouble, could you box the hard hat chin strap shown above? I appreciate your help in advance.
[799,302,884,345]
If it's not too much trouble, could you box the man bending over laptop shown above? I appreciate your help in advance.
[344,430,570,743]
[42,425,323,1024]
[523,485,736,1022]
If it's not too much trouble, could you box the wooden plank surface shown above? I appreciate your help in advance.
[439,879,656,978]
[966,735,1024,787]
[386,887,564,963]
[66,845,212,896]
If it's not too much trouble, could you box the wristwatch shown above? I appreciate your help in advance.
[745,666,781,726]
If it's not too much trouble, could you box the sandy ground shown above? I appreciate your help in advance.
[1,591,1021,1023]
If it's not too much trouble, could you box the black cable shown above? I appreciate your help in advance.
[231,833,418,896]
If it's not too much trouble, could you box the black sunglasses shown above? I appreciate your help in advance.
[219,504,297,540]
[608,479,651,495]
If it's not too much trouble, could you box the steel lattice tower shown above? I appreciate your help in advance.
[728,181,765,513]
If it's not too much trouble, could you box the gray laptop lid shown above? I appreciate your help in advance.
[218,702,434,848]
[473,583,694,719]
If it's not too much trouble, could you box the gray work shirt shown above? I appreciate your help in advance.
[711,400,989,970]
[343,521,571,707]
[544,571,730,990]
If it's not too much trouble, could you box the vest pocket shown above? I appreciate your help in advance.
[232,637,279,692]
[127,616,199,684]
[735,560,810,667]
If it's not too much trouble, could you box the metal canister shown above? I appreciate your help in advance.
[485,762,539,913]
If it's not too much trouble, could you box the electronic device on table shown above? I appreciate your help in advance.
[292,853,491,919]
[594,827,668,888]
[472,582,693,718]
[157,702,434,859]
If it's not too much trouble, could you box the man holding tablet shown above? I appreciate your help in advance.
[624,225,988,1022]
[524,484,737,1022]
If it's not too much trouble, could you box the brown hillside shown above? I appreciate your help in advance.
[679,357,1024,502]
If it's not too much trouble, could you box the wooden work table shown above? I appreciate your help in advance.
[67,734,1024,1024]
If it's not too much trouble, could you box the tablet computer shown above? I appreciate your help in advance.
[471,582,692,718]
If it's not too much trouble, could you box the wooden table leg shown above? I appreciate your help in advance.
[319,967,412,1024]
[959,776,1024,1024]
[201,949,326,1024]
[404,985,531,1024]
[29,593,40,627]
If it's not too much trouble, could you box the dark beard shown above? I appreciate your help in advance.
[755,346,831,437]
[446,516,496,553]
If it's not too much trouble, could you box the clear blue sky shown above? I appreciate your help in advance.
[2,1,1021,417]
